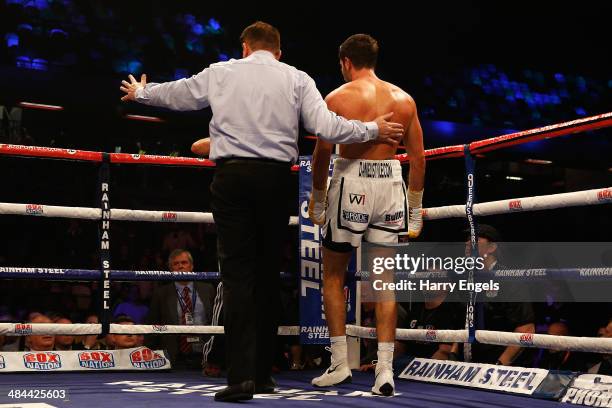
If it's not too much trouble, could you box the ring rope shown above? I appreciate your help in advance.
[1,186,609,224]
[3,323,610,353]
[2,112,610,165]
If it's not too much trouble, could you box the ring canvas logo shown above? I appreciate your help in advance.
[129,347,167,369]
[23,352,62,370]
[78,351,115,369]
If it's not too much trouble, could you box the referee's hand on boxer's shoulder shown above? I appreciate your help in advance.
[373,112,405,145]
[120,73,147,102]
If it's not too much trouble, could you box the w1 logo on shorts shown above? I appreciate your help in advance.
[349,193,366,205]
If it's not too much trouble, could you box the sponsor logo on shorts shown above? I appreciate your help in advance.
[519,333,534,346]
[384,210,404,224]
[425,330,437,341]
[161,212,177,221]
[342,210,369,224]
[23,352,62,370]
[14,324,32,335]
[358,162,393,178]
[78,351,115,369]
[597,189,612,202]
[0,355,5,369]
[349,193,366,205]
[152,325,168,332]
[508,200,522,211]
[129,347,167,369]
[25,204,44,215]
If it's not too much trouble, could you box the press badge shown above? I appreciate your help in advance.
[184,313,199,342]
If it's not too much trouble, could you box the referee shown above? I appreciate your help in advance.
[120,21,404,402]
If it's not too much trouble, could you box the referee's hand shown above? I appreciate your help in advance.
[373,112,405,145]
[120,74,147,102]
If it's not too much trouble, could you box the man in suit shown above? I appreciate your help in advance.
[147,249,215,369]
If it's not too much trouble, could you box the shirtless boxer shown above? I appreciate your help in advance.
[308,34,425,396]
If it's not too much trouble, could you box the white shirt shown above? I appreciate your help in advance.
[135,50,379,162]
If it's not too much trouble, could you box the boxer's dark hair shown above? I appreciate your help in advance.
[339,34,378,69]
[240,21,280,52]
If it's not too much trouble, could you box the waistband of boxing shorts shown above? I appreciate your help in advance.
[331,158,402,181]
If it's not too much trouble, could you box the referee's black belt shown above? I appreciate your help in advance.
[215,157,292,167]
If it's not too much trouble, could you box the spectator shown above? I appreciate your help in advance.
[588,318,612,375]
[162,226,196,256]
[147,249,215,369]
[24,314,54,351]
[53,316,75,351]
[536,322,587,371]
[0,310,19,351]
[467,225,536,366]
[107,315,138,350]
[73,314,107,350]
[113,284,149,324]
[71,284,93,323]
[396,289,464,361]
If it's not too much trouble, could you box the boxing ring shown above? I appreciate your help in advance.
[1,112,612,407]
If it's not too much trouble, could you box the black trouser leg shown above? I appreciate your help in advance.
[211,160,291,385]
[211,164,257,385]
[254,169,290,383]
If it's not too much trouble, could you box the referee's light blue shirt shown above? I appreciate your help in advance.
[135,50,379,163]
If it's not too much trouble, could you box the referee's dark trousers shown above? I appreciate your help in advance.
[211,158,291,385]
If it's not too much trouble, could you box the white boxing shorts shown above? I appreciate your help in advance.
[322,158,407,252]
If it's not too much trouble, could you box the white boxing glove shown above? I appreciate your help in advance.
[308,187,327,225]
[407,188,424,238]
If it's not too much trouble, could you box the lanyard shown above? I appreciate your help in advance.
[176,285,197,315]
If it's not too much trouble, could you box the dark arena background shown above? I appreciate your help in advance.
[0,2,611,407]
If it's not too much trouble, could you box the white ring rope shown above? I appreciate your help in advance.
[346,324,469,343]
[2,323,609,353]
[476,330,612,354]
[0,323,299,336]
[1,187,609,224]
[423,187,612,220]
[0,202,299,225]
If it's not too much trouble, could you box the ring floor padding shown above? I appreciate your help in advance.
[0,370,564,407]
